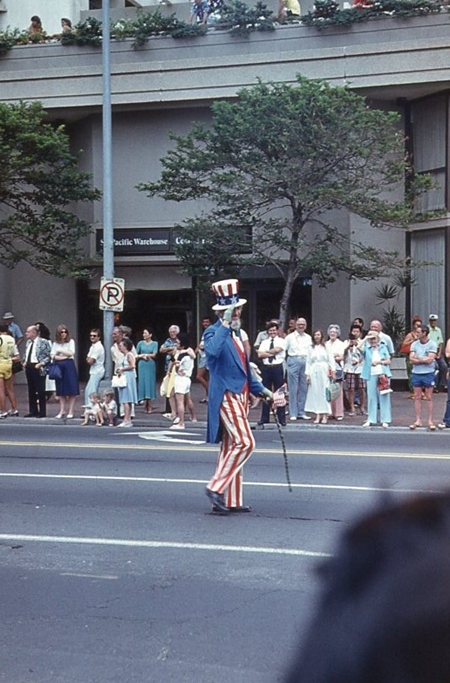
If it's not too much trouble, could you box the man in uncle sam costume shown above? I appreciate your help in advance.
[204,278,273,514]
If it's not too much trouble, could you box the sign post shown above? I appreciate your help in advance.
[99,277,125,312]
[102,0,115,380]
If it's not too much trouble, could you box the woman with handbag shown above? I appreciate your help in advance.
[50,324,79,419]
[169,332,197,430]
[360,330,392,428]
[0,324,17,419]
[325,324,346,421]
[115,337,138,428]
[305,330,336,424]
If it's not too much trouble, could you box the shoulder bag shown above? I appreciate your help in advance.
[326,380,341,403]
[12,360,23,374]
[111,374,127,388]
[48,362,62,381]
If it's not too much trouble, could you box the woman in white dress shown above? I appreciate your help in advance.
[325,324,346,421]
[305,330,336,424]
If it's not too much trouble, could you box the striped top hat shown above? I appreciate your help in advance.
[211,278,247,311]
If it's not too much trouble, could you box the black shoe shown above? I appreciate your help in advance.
[211,504,230,515]
[229,506,252,513]
[206,488,228,514]
[24,413,38,418]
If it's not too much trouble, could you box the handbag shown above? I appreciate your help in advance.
[326,380,340,402]
[12,360,23,374]
[378,374,392,395]
[334,362,344,382]
[111,374,127,388]
[48,362,62,380]
[159,373,170,397]
[399,341,411,355]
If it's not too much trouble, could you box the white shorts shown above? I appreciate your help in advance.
[174,376,191,395]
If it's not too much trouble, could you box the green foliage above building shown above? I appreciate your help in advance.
[0,102,100,277]
[138,76,431,327]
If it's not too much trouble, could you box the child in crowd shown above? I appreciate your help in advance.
[101,388,117,427]
[170,332,197,430]
[81,392,104,426]
[343,333,365,415]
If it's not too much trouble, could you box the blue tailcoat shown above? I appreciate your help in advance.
[204,320,264,443]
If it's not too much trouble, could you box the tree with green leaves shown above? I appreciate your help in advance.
[0,101,100,277]
[138,76,429,327]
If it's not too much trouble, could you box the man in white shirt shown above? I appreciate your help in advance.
[257,321,286,427]
[284,317,312,420]
[84,328,105,406]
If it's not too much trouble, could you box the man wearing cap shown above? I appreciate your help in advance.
[2,312,23,347]
[409,324,437,430]
[204,278,272,514]
[428,314,447,392]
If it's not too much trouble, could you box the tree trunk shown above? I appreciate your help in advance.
[278,263,298,331]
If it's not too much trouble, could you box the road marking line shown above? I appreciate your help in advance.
[0,472,431,493]
[0,440,448,460]
[134,431,205,444]
[0,534,330,558]
[60,572,119,580]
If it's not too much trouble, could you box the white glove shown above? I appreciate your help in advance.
[223,304,235,323]
[261,387,273,401]
[249,362,262,382]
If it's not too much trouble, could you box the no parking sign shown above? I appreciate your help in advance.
[99,277,125,312]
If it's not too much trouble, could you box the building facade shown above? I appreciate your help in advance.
[0,1,448,370]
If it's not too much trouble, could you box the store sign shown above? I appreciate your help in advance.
[96,226,253,256]
[96,228,172,256]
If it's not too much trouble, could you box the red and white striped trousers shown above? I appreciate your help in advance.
[207,390,255,508]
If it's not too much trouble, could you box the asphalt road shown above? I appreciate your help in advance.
[0,423,449,683]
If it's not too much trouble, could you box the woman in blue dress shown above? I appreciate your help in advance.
[116,337,138,428]
[136,327,158,413]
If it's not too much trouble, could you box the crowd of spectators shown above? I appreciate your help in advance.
[2,308,449,429]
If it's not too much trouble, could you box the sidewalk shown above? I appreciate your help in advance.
[6,378,450,430]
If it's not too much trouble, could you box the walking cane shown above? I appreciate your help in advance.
[270,385,292,493]
[250,365,292,493]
